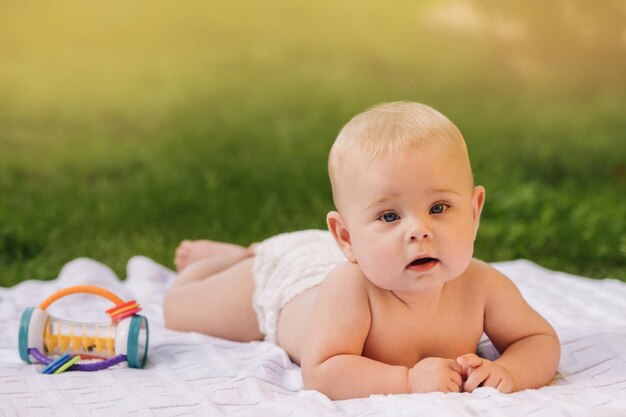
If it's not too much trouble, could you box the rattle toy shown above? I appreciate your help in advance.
[19,285,149,374]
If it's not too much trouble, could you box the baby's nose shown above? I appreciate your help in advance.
[407,219,431,242]
[409,231,430,241]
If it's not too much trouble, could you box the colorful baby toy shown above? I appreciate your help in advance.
[19,285,149,374]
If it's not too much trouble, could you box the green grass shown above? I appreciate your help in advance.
[1,1,625,286]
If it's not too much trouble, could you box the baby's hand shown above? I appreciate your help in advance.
[456,353,515,393]
[408,357,464,393]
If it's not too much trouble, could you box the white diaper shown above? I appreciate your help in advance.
[252,229,346,344]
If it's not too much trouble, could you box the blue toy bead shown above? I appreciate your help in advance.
[41,354,72,374]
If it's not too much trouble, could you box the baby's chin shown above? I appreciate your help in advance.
[367,272,458,294]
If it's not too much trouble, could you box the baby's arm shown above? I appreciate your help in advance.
[464,262,560,392]
[300,263,463,399]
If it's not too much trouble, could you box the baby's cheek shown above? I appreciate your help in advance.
[355,244,392,272]
[358,257,395,288]
[446,241,474,274]
[360,260,388,284]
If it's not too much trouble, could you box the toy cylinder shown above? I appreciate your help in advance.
[19,307,148,368]
[44,316,117,358]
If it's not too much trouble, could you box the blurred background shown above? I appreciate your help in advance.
[1,0,624,285]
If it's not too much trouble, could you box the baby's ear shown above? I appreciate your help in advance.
[472,186,486,235]
[327,211,357,263]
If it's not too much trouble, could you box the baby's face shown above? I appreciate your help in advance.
[337,144,484,295]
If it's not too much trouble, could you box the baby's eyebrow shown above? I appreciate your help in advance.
[432,189,462,196]
[362,193,398,212]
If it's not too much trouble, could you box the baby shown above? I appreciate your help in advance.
[163,102,560,399]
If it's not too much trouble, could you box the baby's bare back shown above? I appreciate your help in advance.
[277,272,485,366]
[277,286,319,364]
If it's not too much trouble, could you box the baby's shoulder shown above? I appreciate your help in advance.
[316,262,372,314]
[322,262,370,292]
[462,259,522,300]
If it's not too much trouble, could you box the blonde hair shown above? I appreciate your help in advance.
[328,102,471,207]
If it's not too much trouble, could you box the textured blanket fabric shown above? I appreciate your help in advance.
[0,257,625,417]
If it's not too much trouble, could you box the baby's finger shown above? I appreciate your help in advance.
[463,367,489,392]
[456,353,482,368]
[448,359,464,374]
[449,370,463,388]
[482,374,502,389]
[445,380,461,393]
[496,379,514,394]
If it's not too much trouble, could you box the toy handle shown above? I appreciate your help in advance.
[38,285,125,310]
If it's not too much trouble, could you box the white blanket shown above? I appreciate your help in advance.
[1,257,625,417]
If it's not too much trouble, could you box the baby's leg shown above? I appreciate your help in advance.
[164,254,263,342]
[174,239,255,271]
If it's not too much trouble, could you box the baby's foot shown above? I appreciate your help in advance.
[174,240,255,271]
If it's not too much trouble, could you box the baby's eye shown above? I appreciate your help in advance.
[429,203,450,214]
[379,212,400,223]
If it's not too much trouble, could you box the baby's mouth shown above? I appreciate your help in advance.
[406,257,439,271]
